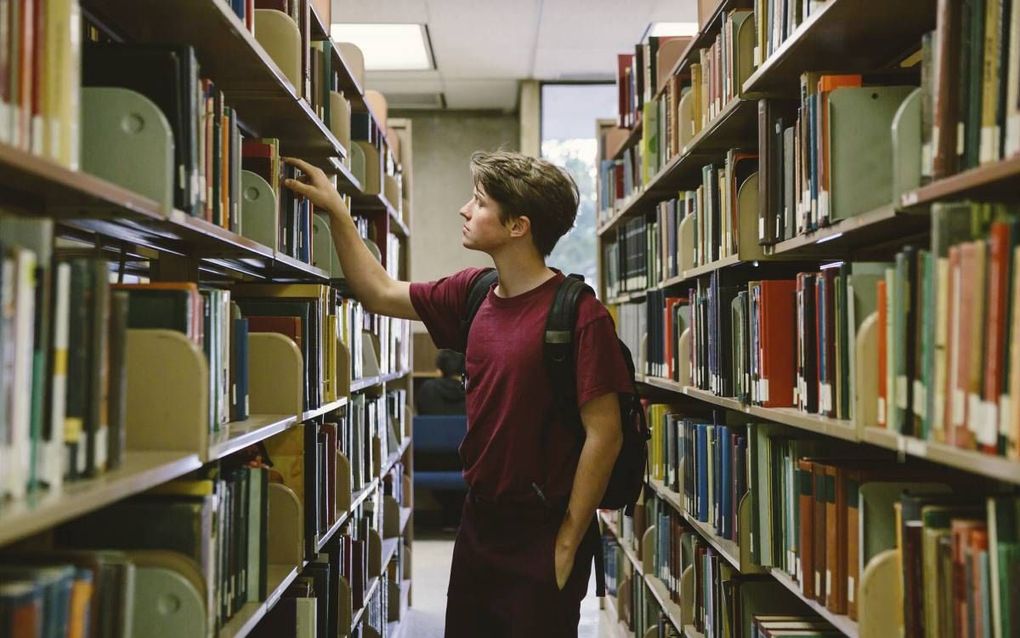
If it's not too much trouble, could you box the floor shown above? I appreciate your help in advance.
[402,530,615,638]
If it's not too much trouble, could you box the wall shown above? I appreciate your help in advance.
[393,110,520,287]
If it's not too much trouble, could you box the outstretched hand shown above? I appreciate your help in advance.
[281,157,349,219]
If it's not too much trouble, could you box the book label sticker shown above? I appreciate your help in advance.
[826,569,832,597]
[913,381,927,419]
[878,397,886,424]
[848,576,855,603]
[904,437,927,458]
[967,393,984,434]
[952,389,965,426]
[896,375,908,410]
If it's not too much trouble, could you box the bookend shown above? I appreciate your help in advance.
[680,565,695,626]
[382,495,400,538]
[363,625,381,638]
[361,332,382,378]
[890,88,923,203]
[828,85,915,222]
[248,332,304,415]
[678,215,696,272]
[253,10,302,91]
[240,170,278,250]
[641,525,657,573]
[678,328,693,387]
[736,492,764,574]
[81,87,175,213]
[857,548,903,638]
[350,142,366,187]
[368,528,383,577]
[336,340,352,397]
[125,329,209,455]
[854,312,879,436]
[677,91,695,151]
[355,141,381,195]
[384,175,401,212]
[311,212,343,278]
[337,43,365,88]
[387,579,401,622]
[335,451,353,517]
[643,628,659,638]
[337,574,353,635]
[267,482,304,568]
[130,557,207,637]
[329,91,352,154]
[736,172,764,261]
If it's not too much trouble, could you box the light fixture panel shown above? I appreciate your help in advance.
[330,23,435,71]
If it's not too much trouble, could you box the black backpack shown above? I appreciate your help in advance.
[460,269,649,596]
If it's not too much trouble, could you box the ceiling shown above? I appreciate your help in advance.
[330,0,699,111]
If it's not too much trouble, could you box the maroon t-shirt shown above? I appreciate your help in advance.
[410,268,632,503]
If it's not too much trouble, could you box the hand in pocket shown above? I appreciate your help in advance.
[553,540,576,591]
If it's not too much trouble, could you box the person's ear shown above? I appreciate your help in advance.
[508,215,531,239]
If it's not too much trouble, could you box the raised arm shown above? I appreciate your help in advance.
[282,158,419,320]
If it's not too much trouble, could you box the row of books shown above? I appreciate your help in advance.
[639,11,755,182]
[603,157,758,300]
[753,0,827,68]
[0,0,80,167]
[644,405,1020,632]
[34,458,275,635]
[600,516,679,637]
[615,35,691,131]
[864,204,1020,454]
[756,80,913,246]
[608,493,836,638]
[922,0,1020,179]
[242,137,315,262]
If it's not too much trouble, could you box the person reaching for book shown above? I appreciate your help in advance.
[283,150,633,637]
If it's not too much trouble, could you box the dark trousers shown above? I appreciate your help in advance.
[444,493,596,638]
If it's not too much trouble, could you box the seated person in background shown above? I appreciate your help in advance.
[416,349,467,415]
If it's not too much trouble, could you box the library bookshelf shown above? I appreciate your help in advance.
[598,0,1020,637]
[0,2,416,637]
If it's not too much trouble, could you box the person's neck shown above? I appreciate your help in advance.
[490,247,555,298]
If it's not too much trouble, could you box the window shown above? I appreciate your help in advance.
[540,83,616,290]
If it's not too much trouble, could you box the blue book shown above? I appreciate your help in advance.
[696,424,709,522]
[718,425,731,539]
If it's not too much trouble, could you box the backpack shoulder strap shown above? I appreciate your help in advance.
[543,274,594,402]
[460,268,498,343]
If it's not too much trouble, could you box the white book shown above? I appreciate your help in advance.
[9,247,37,499]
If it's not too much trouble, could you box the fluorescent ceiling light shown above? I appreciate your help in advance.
[646,22,699,38]
[330,23,434,71]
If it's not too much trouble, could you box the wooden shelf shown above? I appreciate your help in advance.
[351,576,382,633]
[599,594,634,638]
[301,397,350,423]
[680,253,742,281]
[767,204,930,258]
[609,120,643,160]
[84,0,353,177]
[901,155,1020,208]
[0,451,203,547]
[351,369,410,393]
[0,142,168,220]
[380,538,401,570]
[862,428,1020,485]
[207,414,298,461]
[680,385,746,412]
[597,98,758,237]
[399,507,412,535]
[742,0,935,97]
[767,568,859,638]
[599,511,643,576]
[607,290,648,305]
[645,478,745,573]
[350,192,409,238]
[643,574,686,635]
[219,562,305,638]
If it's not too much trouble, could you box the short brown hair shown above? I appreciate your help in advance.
[469,150,579,256]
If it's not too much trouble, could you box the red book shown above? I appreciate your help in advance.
[757,279,797,407]
[247,316,303,350]
[616,54,635,128]
[982,222,1010,454]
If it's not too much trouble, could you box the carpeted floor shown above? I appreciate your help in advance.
[402,530,613,638]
